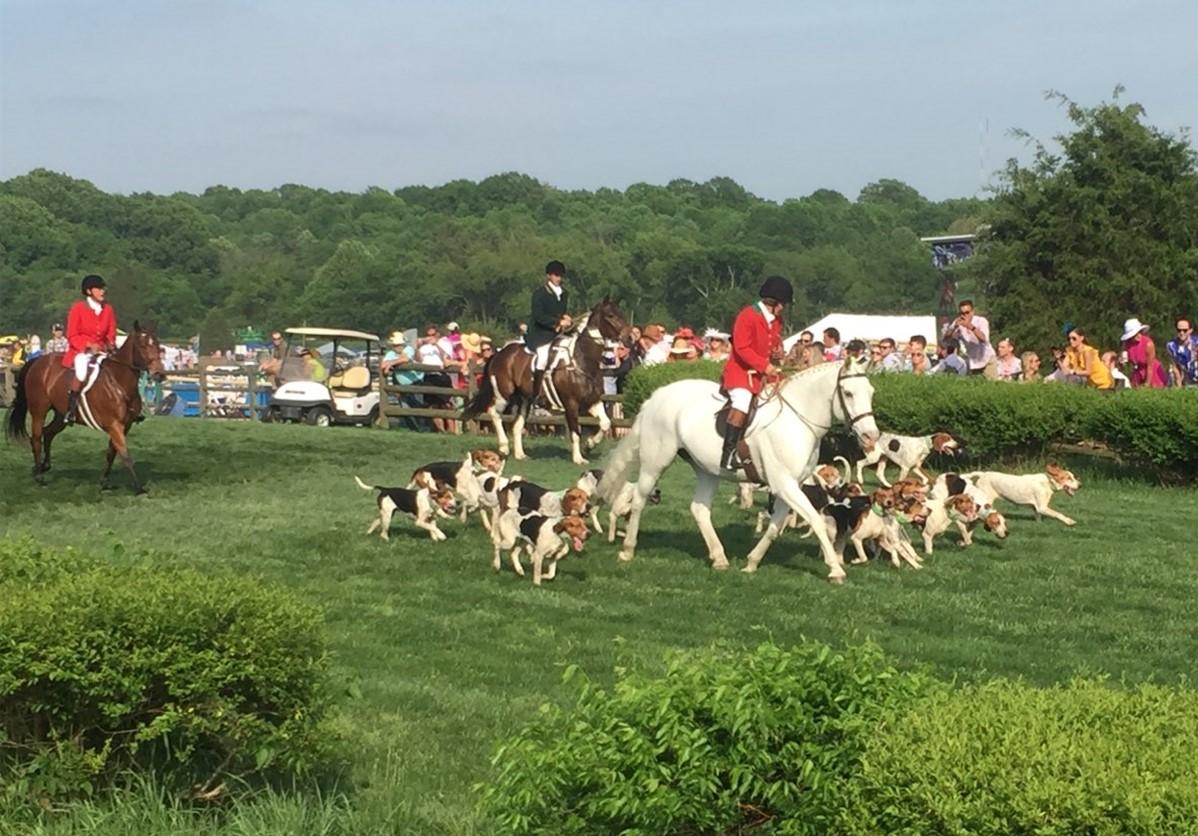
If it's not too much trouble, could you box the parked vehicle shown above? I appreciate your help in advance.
[267,327,381,427]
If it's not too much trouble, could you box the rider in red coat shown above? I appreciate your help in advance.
[720,275,792,470]
[62,274,117,424]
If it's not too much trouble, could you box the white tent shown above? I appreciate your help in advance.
[784,313,939,352]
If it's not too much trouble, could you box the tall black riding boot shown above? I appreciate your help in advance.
[64,389,81,425]
[530,368,547,406]
[720,423,744,471]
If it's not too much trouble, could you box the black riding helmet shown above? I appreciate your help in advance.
[758,275,794,305]
[545,260,566,277]
[81,274,106,296]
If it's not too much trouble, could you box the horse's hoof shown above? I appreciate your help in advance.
[740,564,758,574]
[617,550,635,563]
[712,561,730,572]
[828,574,847,585]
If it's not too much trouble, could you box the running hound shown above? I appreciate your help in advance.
[854,432,959,486]
[491,510,592,586]
[354,477,457,541]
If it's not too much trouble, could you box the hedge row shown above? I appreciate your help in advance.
[480,642,1198,834]
[620,362,1198,478]
[0,538,338,803]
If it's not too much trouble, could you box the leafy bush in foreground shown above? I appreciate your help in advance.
[477,641,934,834]
[0,540,337,804]
[840,679,1198,835]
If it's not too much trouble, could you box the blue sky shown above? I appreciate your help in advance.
[1,0,1194,202]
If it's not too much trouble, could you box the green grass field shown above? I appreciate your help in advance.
[1,419,1195,834]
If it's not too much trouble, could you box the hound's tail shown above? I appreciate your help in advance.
[461,356,494,420]
[596,412,642,504]
[4,360,32,443]
[353,476,376,492]
[833,455,852,484]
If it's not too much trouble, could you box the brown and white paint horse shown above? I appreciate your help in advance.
[463,298,629,465]
[6,321,165,493]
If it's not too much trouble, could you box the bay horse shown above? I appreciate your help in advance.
[463,298,629,465]
[596,357,880,581]
[5,321,165,493]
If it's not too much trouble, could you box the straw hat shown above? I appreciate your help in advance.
[388,331,406,345]
[1120,318,1149,341]
[669,336,692,356]
[460,332,483,354]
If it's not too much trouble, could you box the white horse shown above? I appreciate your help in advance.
[595,358,880,582]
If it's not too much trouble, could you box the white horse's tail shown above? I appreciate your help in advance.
[596,413,642,503]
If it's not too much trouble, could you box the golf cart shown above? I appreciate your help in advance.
[266,327,381,427]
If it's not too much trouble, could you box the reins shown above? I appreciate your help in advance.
[762,364,874,435]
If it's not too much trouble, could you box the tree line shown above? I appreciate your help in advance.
[0,170,979,347]
[1,91,1194,356]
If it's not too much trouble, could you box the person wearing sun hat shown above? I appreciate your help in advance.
[703,328,730,362]
[381,330,423,430]
[1120,317,1168,388]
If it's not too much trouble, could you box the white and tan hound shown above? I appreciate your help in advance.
[963,464,1080,526]
[854,432,959,486]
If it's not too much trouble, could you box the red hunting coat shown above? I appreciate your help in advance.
[721,303,782,395]
[62,300,117,368]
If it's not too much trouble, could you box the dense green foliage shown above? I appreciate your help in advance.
[622,362,1198,477]
[969,90,1198,353]
[478,641,935,834]
[621,357,722,414]
[483,642,1198,835]
[842,679,1198,835]
[0,170,978,341]
[0,538,337,804]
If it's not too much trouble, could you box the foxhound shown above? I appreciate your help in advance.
[963,464,1080,526]
[354,477,457,541]
[854,432,959,486]
[491,510,592,586]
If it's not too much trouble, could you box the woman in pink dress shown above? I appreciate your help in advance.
[1121,318,1168,388]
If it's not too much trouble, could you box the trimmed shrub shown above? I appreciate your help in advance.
[476,641,935,835]
[840,679,1198,835]
[869,373,1102,459]
[621,359,720,415]
[1085,386,1198,478]
[0,541,337,803]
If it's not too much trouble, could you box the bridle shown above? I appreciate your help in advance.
[835,370,874,429]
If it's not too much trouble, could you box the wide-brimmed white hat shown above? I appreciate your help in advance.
[703,328,729,341]
[1121,318,1149,341]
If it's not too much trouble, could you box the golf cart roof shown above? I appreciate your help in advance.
[284,327,381,342]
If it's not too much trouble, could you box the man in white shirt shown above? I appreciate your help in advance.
[876,337,906,372]
[942,299,996,377]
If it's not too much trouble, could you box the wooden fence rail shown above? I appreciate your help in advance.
[375,361,631,435]
[0,364,14,408]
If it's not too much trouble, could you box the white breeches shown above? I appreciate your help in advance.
[728,387,753,412]
[532,343,552,372]
[73,352,93,382]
